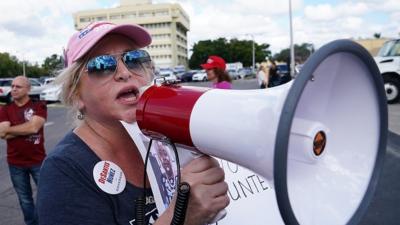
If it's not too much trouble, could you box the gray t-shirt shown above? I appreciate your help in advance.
[37,131,158,225]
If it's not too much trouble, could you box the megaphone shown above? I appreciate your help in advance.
[136,39,388,225]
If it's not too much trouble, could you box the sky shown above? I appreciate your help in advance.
[0,0,399,65]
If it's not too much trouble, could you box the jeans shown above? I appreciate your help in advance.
[8,164,41,225]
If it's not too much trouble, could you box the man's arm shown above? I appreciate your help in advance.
[3,115,46,136]
[0,121,11,139]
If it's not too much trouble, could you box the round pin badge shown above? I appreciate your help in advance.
[93,160,126,195]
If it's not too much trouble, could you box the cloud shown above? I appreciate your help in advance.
[2,20,45,38]
[304,2,369,22]
[0,0,109,64]
[1,0,399,66]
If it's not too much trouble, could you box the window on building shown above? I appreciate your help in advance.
[139,11,153,17]
[80,17,91,23]
[122,12,136,19]
[155,10,169,16]
[96,16,107,21]
[110,14,121,20]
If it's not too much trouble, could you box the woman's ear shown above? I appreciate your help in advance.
[78,100,85,112]
[75,95,85,113]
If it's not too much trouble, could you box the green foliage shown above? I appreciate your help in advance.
[189,38,271,69]
[0,52,21,78]
[273,43,314,63]
[373,33,381,39]
[42,54,64,76]
[0,52,63,78]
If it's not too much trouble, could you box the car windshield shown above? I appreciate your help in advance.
[377,40,400,57]
[0,80,12,86]
[277,65,288,71]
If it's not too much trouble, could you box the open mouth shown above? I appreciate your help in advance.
[117,88,139,102]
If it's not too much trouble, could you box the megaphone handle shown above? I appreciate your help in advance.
[176,150,227,224]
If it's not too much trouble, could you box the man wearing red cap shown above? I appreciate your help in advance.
[201,56,232,89]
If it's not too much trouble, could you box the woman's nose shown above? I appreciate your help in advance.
[114,58,132,81]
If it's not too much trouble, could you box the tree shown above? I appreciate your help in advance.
[26,62,46,78]
[42,54,64,76]
[0,52,61,78]
[0,53,20,77]
[273,43,314,64]
[189,38,271,69]
[374,33,381,39]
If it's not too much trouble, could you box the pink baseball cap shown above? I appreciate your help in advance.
[64,21,152,67]
[201,55,226,70]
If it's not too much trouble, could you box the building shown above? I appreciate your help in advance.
[73,0,190,69]
[354,38,389,56]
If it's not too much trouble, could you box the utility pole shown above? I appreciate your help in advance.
[16,51,26,76]
[251,34,255,72]
[246,34,256,71]
[23,61,26,77]
[289,0,295,77]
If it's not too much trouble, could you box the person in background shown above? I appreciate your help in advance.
[0,76,47,225]
[268,60,279,88]
[257,64,269,89]
[201,56,232,89]
[37,21,229,225]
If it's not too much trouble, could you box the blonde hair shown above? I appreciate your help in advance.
[258,63,269,73]
[54,61,85,126]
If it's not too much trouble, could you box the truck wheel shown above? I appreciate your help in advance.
[383,76,400,104]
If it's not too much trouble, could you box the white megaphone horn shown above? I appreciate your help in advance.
[136,39,388,225]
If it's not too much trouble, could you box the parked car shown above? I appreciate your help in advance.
[0,78,13,102]
[173,65,186,80]
[276,64,289,77]
[156,68,177,83]
[41,77,56,86]
[295,64,304,74]
[180,70,198,82]
[227,69,240,80]
[40,84,62,102]
[192,70,207,81]
[174,71,186,81]
[29,78,46,100]
[0,77,45,103]
[239,67,255,79]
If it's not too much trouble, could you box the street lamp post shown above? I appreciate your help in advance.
[246,34,256,71]
[289,0,295,77]
[251,35,255,71]
[22,61,26,77]
[16,51,26,76]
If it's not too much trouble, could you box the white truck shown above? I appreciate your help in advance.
[374,38,400,104]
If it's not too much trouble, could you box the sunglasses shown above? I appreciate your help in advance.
[86,50,153,77]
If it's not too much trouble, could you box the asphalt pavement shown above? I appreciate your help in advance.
[0,79,399,225]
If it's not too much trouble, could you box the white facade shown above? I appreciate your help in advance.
[73,0,190,69]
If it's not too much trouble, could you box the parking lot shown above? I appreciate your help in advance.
[0,79,399,225]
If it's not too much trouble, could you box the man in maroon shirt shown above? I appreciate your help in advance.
[0,76,47,225]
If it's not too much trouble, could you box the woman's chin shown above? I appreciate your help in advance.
[119,111,137,124]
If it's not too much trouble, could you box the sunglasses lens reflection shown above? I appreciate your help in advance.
[87,55,117,76]
[86,50,152,77]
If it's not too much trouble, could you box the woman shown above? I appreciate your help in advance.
[257,64,269,89]
[268,60,279,88]
[201,56,232,89]
[37,21,229,225]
